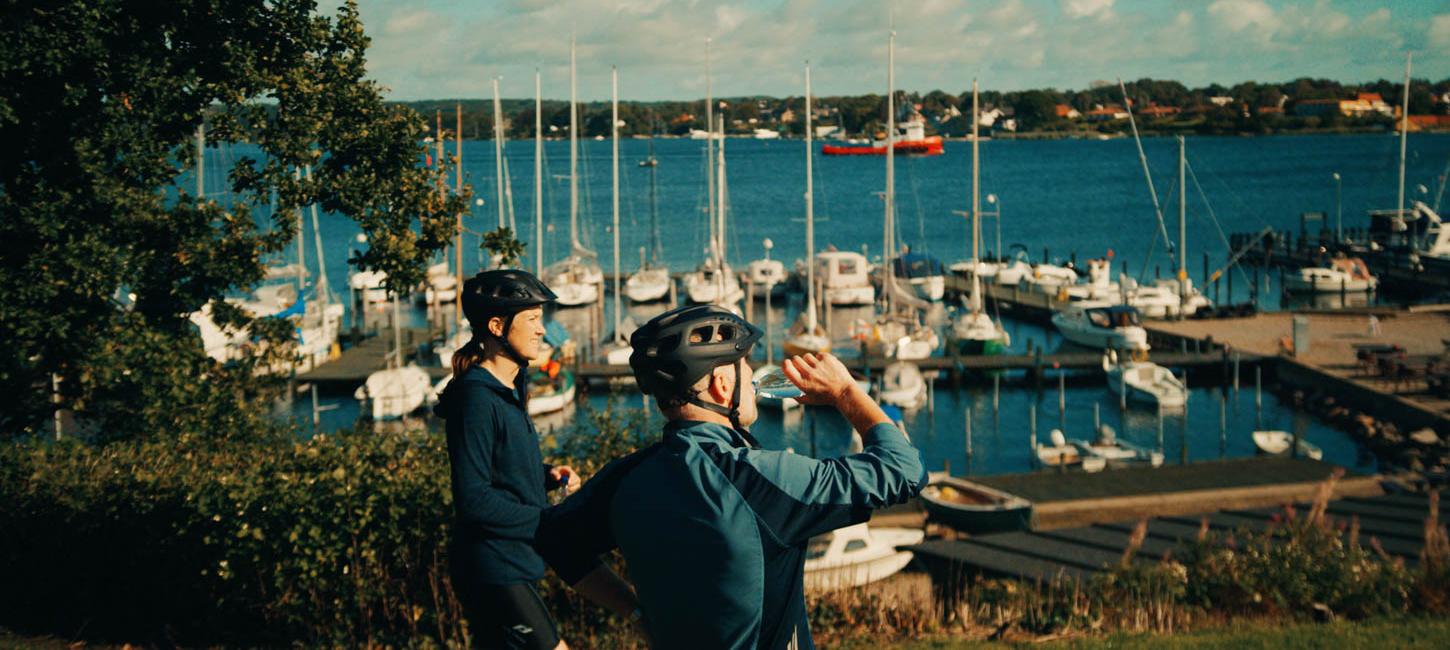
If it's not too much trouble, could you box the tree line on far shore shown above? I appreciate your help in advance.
[395,76,1450,140]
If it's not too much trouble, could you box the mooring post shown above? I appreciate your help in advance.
[992,373,1000,413]
[1219,392,1227,459]
[965,407,974,467]
[1255,365,1263,430]
[1028,405,1037,467]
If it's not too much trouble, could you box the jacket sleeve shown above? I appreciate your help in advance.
[446,387,542,542]
[536,445,658,585]
[715,422,926,546]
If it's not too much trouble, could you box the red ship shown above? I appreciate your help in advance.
[821,119,944,156]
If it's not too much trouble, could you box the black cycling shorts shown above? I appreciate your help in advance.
[455,580,561,650]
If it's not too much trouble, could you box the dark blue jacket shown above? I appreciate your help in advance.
[437,366,555,585]
[537,419,926,650]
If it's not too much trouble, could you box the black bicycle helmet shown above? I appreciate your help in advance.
[460,269,557,366]
[629,304,763,431]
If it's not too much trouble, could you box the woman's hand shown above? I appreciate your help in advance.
[781,353,858,407]
[549,465,580,495]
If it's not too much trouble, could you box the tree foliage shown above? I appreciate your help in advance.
[0,0,469,439]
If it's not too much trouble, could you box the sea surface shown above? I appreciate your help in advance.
[193,132,1450,475]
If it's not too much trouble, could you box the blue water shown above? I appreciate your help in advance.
[196,132,1447,476]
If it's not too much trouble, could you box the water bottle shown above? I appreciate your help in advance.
[753,366,805,400]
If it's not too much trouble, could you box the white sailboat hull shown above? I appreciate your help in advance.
[355,365,433,420]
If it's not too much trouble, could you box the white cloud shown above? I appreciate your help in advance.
[1207,0,1279,35]
[1062,0,1115,20]
[1428,14,1450,51]
[352,1,1447,101]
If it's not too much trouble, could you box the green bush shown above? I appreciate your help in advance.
[4,400,1448,647]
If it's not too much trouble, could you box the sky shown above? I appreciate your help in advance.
[353,0,1450,102]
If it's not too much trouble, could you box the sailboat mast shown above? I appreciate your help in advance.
[805,62,817,332]
[884,30,896,314]
[1398,52,1412,217]
[717,114,729,284]
[705,38,717,268]
[649,123,660,264]
[535,70,544,277]
[971,79,980,263]
[307,165,328,312]
[611,66,621,340]
[569,37,580,253]
[1178,135,1187,307]
[295,168,306,298]
[493,78,507,230]
[970,80,983,315]
[194,123,204,198]
[456,102,464,323]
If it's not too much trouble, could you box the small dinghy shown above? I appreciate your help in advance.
[1104,349,1187,410]
[1036,429,1107,472]
[1253,430,1323,460]
[1071,425,1164,468]
[920,473,1034,535]
[877,361,928,410]
[803,523,923,591]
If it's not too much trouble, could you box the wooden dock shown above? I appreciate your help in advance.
[905,459,1414,586]
[298,328,450,391]
[1229,229,1450,294]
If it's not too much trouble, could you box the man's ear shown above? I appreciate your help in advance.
[707,365,732,403]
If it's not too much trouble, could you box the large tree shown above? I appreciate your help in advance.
[0,0,468,439]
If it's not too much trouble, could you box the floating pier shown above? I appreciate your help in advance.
[905,459,1420,586]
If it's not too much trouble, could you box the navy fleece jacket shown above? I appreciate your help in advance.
[436,365,555,584]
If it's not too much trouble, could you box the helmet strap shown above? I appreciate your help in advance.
[682,359,754,445]
[484,312,532,405]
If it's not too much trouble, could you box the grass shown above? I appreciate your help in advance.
[840,616,1450,649]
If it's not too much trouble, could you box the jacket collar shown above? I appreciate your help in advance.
[463,365,526,406]
[663,419,757,449]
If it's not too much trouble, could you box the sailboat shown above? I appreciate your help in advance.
[1117,87,1212,319]
[683,44,744,309]
[625,120,672,303]
[783,64,832,359]
[869,30,938,362]
[949,80,1011,358]
[545,38,603,307]
[189,132,342,370]
[356,294,432,420]
[602,68,634,366]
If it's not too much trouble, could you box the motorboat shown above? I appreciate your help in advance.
[419,261,458,304]
[1104,349,1187,410]
[1071,424,1164,468]
[1285,257,1378,293]
[1131,277,1213,318]
[803,523,923,591]
[891,251,945,302]
[816,250,875,306]
[1021,261,1080,296]
[876,361,928,409]
[747,257,788,300]
[1051,301,1149,351]
[1036,429,1107,472]
[527,363,577,416]
[1061,258,1120,302]
[349,269,389,303]
[1252,430,1323,460]
[919,473,1033,535]
[354,364,433,420]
